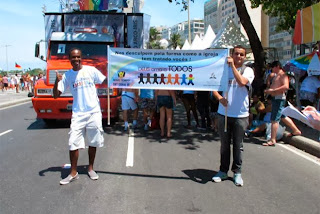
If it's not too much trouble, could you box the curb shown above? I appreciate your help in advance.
[0,98,32,109]
[282,131,320,158]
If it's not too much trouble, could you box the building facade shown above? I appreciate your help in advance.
[204,0,269,48]
[161,19,205,43]
[268,17,293,63]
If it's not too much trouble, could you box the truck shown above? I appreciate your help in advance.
[33,11,150,125]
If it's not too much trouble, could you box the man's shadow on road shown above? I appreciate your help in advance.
[39,166,220,184]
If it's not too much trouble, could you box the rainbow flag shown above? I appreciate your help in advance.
[78,0,108,11]
[15,63,22,69]
[78,0,128,11]
[293,2,320,45]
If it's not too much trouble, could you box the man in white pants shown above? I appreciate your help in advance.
[54,48,106,185]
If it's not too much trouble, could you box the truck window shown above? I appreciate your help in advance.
[49,42,114,59]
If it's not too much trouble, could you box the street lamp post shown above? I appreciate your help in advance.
[188,0,191,44]
[5,45,11,72]
[1,45,12,72]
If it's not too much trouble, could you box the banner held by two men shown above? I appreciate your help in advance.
[107,47,229,92]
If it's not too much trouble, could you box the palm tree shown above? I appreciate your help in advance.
[149,27,161,42]
[169,33,182,49]
[149,27,161,49]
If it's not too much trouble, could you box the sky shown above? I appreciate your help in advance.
[0,0,204,71]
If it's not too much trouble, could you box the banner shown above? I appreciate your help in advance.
[45,14,62,54]
[293,2,320,45]
[107,47,229,91]
[78,0,128,11]
[127,15,143,48]
[64,14,125,46]
[143,14,151,49]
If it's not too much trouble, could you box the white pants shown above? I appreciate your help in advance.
[68,111,104,151]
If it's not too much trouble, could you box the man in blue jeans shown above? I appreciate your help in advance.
[212,45,255,187]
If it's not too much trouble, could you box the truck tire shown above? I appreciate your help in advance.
[43,119,56,126]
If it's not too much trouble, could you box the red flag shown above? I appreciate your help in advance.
[15,63,22,69]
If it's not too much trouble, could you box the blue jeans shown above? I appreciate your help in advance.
[217,114,248,174]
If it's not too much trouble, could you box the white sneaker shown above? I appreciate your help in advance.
[60,173,79,185]
[88,170,99,180]
[234,173,243,187]
[212,171,228,183]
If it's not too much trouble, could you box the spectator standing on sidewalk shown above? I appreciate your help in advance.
[0,75,3,91]
[212,45,254,187]
[2,75,8,91]
[13,74,19,93]
[264,61,301,147]
[53,48,106,185]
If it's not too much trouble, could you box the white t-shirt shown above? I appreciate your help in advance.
[300,76,320,93]
[217,66,255,118]
[58,65,106,114]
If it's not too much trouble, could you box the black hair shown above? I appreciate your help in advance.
[69,48,82,59]
[271,61,282,68]
[232,45,247,55]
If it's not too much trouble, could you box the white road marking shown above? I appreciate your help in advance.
[0,129,13,137]
[126,129,134,167]
[0,101,31,110]
[278,143,320,167]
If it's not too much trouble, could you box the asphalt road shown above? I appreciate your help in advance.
[0,102,320,214]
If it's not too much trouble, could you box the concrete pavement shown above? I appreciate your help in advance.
[0,89,31,109]
[1,89,319,158]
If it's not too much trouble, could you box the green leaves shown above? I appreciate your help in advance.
[250,0,320,31]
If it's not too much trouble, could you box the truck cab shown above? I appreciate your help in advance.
[32,32,120,124]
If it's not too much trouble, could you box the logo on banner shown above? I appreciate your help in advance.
[118,71,126,78]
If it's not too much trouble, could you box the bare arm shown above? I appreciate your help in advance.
[53,71,62,99]
[227,57,248,87]
[134,89,139,102]
[266,74,289,96]
[266,73,275,89]
[213,91,227,107]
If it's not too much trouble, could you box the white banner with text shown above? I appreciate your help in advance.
[107,47,229,91]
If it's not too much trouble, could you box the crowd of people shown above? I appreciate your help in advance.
[0,73,43,93]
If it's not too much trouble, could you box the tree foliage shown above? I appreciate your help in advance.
[169,33,182,49]
[0,68,44,77]
[168,0,194,11]
[250,0,320,31]
[149,27,161,42]
[149,27,162,49]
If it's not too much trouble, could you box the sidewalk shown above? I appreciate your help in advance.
[1,90,319,158]
[0,89,32,108]
[282,119,320,158]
